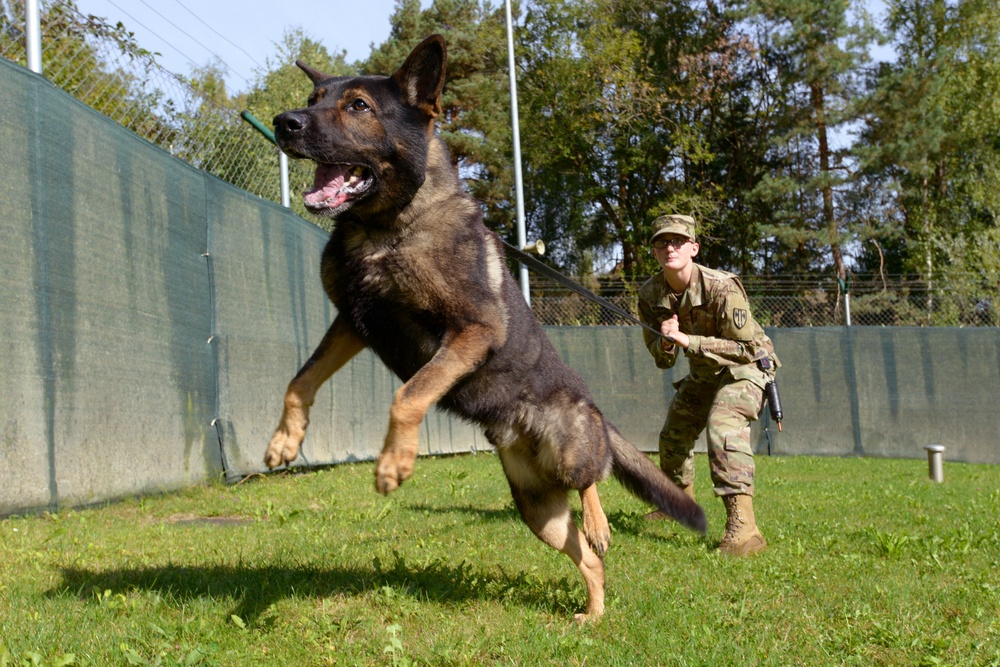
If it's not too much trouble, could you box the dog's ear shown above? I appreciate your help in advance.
[296,60,331,85]
[391,34,447,119]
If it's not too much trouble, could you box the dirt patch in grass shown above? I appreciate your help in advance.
[162,513,257,526]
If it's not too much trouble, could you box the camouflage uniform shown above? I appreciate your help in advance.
[637,263,779,497]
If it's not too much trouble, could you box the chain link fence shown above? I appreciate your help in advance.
[0,0,316,219]
[3,1,997,328]
[529,273,998,327]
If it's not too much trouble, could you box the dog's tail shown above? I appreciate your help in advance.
[608,426,707,534]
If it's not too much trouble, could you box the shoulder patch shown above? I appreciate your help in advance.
[720,287,755,341]
[732,307,748,330]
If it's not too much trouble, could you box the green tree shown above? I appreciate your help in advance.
[511,0,762,277]
[171,61,252,192]
[652,1,780,275]
[345,0,781,278]
[745,0,876,279]
[858,0,1000,322]
[364,0,513,225]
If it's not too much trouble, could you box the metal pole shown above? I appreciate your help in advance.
[26,0,42,74]
[504,0,530,306]
[839,277,852,326]
[240,110,290,208]
[279,152,290,208]
[924,445,945,483]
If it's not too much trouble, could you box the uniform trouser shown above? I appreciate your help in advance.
[658,375,764,497]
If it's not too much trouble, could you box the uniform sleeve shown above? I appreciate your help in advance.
[638,293,678,369]
[687,335,757,367]
[718,281,755,342]
[685,281,761,367]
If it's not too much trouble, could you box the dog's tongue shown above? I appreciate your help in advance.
[304,164,349,206]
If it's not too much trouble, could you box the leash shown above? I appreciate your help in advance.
[501,240,675,343]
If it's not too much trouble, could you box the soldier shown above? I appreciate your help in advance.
[636,214,779,556]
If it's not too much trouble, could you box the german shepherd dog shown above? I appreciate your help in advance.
[264,34,706,620]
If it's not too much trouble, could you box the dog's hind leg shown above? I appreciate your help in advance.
[499,446,606,622]
[575,409,612,557]
[375,325,494,494]
[264,316,365,469]
[579,484,610,558]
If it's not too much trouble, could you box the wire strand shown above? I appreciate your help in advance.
[130,0,252,87]
[101,0,204,74]
[168,0,266,73]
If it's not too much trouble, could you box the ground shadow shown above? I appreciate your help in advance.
[403,502,519,523]
[405,501,707,545]
[52,556,584,624]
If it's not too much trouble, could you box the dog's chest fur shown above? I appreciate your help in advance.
[321,206,505,383]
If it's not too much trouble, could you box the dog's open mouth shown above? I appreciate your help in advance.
[303,163,373,212]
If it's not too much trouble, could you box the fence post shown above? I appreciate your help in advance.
[26,0,42,74]
[240,111,290,208]
[279,152,290,208]
[839,276,852,326]
[504,0,530,306]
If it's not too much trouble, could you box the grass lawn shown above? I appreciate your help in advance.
[1,453,998,666]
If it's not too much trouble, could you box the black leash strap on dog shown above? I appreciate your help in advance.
[502,240,676,344]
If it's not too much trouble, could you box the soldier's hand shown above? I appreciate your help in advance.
[661,315,690,349]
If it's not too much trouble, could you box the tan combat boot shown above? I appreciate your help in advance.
[643,483,695,521]
[719,494,766,555]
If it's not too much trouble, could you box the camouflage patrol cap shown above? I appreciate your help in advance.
[650,214,697,243]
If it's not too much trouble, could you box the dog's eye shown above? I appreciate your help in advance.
[349,99,371,112]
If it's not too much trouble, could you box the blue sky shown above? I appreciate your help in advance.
[72,0,433,93]
[70,1,891,96]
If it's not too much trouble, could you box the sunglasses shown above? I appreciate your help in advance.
[651,237,691,249]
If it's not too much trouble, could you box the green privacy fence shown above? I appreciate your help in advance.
[2,58,998,517]
[0,56,480,516]
[549,326,1000,466]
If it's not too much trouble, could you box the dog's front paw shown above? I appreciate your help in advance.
[374,452,414,495]
[264,429,302,469]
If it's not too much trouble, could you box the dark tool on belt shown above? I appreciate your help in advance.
[755,355,783,431]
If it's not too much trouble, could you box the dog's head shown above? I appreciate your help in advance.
[273,34,447,219]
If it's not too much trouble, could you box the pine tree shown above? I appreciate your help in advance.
[746,0,876,278]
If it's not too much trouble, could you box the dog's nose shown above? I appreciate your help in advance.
[273,111,309,135]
